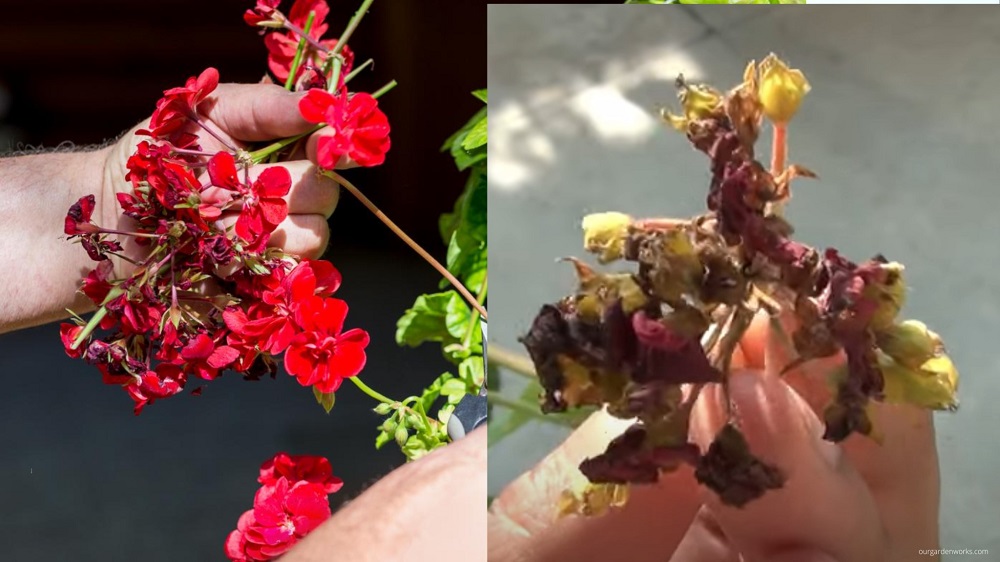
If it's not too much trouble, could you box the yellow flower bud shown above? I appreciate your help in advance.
[876,319,942,369]
[879,352,959,412]
[865,261,906,330]
[582,212,632,263]
[662,82,722,132]
[758,53,810,123]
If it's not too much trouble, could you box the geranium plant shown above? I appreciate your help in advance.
[517,54,959,515]
[57,1,486,559]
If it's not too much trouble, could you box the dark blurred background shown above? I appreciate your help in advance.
[0,1,483,560]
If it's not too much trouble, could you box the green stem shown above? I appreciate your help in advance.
[343,58,373,83]
[461,275,487,349]
[326,55,344,95]
[332,0,375,59]
[71,306,107,349]
[249,124,325,164]
[371,79,397,99]
[487,344,535,379]
[349,376,394,404]
[284,11,316,90]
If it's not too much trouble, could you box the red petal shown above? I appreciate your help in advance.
[223,308,249,334]
[298,89,336,124]
[181,333,215,361]
[258,199,288,229]
[235,208,260,242]
[208,152,240,189]
[208,345,240,369]
[288,0,330,35]
[285,262,318,303]
[317,298,348,335]
[314,136,345,170]
[195,67,220,101]
[329,341,367,378]
[305,260,341,296]
[255,166,292,198]
[283,341,314,379]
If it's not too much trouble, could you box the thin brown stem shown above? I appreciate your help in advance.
[323,170,487,320]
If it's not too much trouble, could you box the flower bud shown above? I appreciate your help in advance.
[758,53,810,123]
[582,212,632,263]
[662,82,723,132]
[879,352,959,411]
[876,319,942,369]
[865,261,906,329]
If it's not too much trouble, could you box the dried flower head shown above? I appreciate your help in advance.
[521,52,959,516]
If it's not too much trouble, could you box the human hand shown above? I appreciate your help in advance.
[281,426,488,562]
[488,311,940,562]
[100,82,349,278]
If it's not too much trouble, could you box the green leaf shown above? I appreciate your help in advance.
[472,89,487,103]
[443,106,488,171]
[396,292,470,349]
[313,387,336,414]
[458,356,485,389]
[462,116,487,151]
[440,378,468,397]
[416,372,452,414]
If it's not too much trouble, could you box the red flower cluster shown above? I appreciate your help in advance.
[225,453,340,561]
[242,0,390,168]
[63,68,370,414]
[245,0,355,86]
[299,90,391,168]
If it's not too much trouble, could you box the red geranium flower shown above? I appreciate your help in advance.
[224,260,341,355]
[225,477,331,562]
[127,363,187,415]
[60,324,85,359]
[207,152,290,252]
[65,194,98,236]
[125,141,201,212]
[142,67,220,147]
[261,0,356,85]
[284,296,369,393]
[181,333,240,381]
[244,0,281,27]
[298,90,390,168]
[81,261,114,306]
[259,453,343,494]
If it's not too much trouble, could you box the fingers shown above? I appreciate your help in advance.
[267,214,330,259]
[201,84,313,142]
[746,308,941,548]
[489,410,703,562]
[689,370,887,562]
[670,506,741,562]
[250,161,341,218]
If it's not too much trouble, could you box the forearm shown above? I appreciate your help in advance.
[0,148,112,333]
[282,427,487,562]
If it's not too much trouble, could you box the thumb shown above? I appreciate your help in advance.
[689,369,888,562]
[490,409,702,562]
[201,83,313,142]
